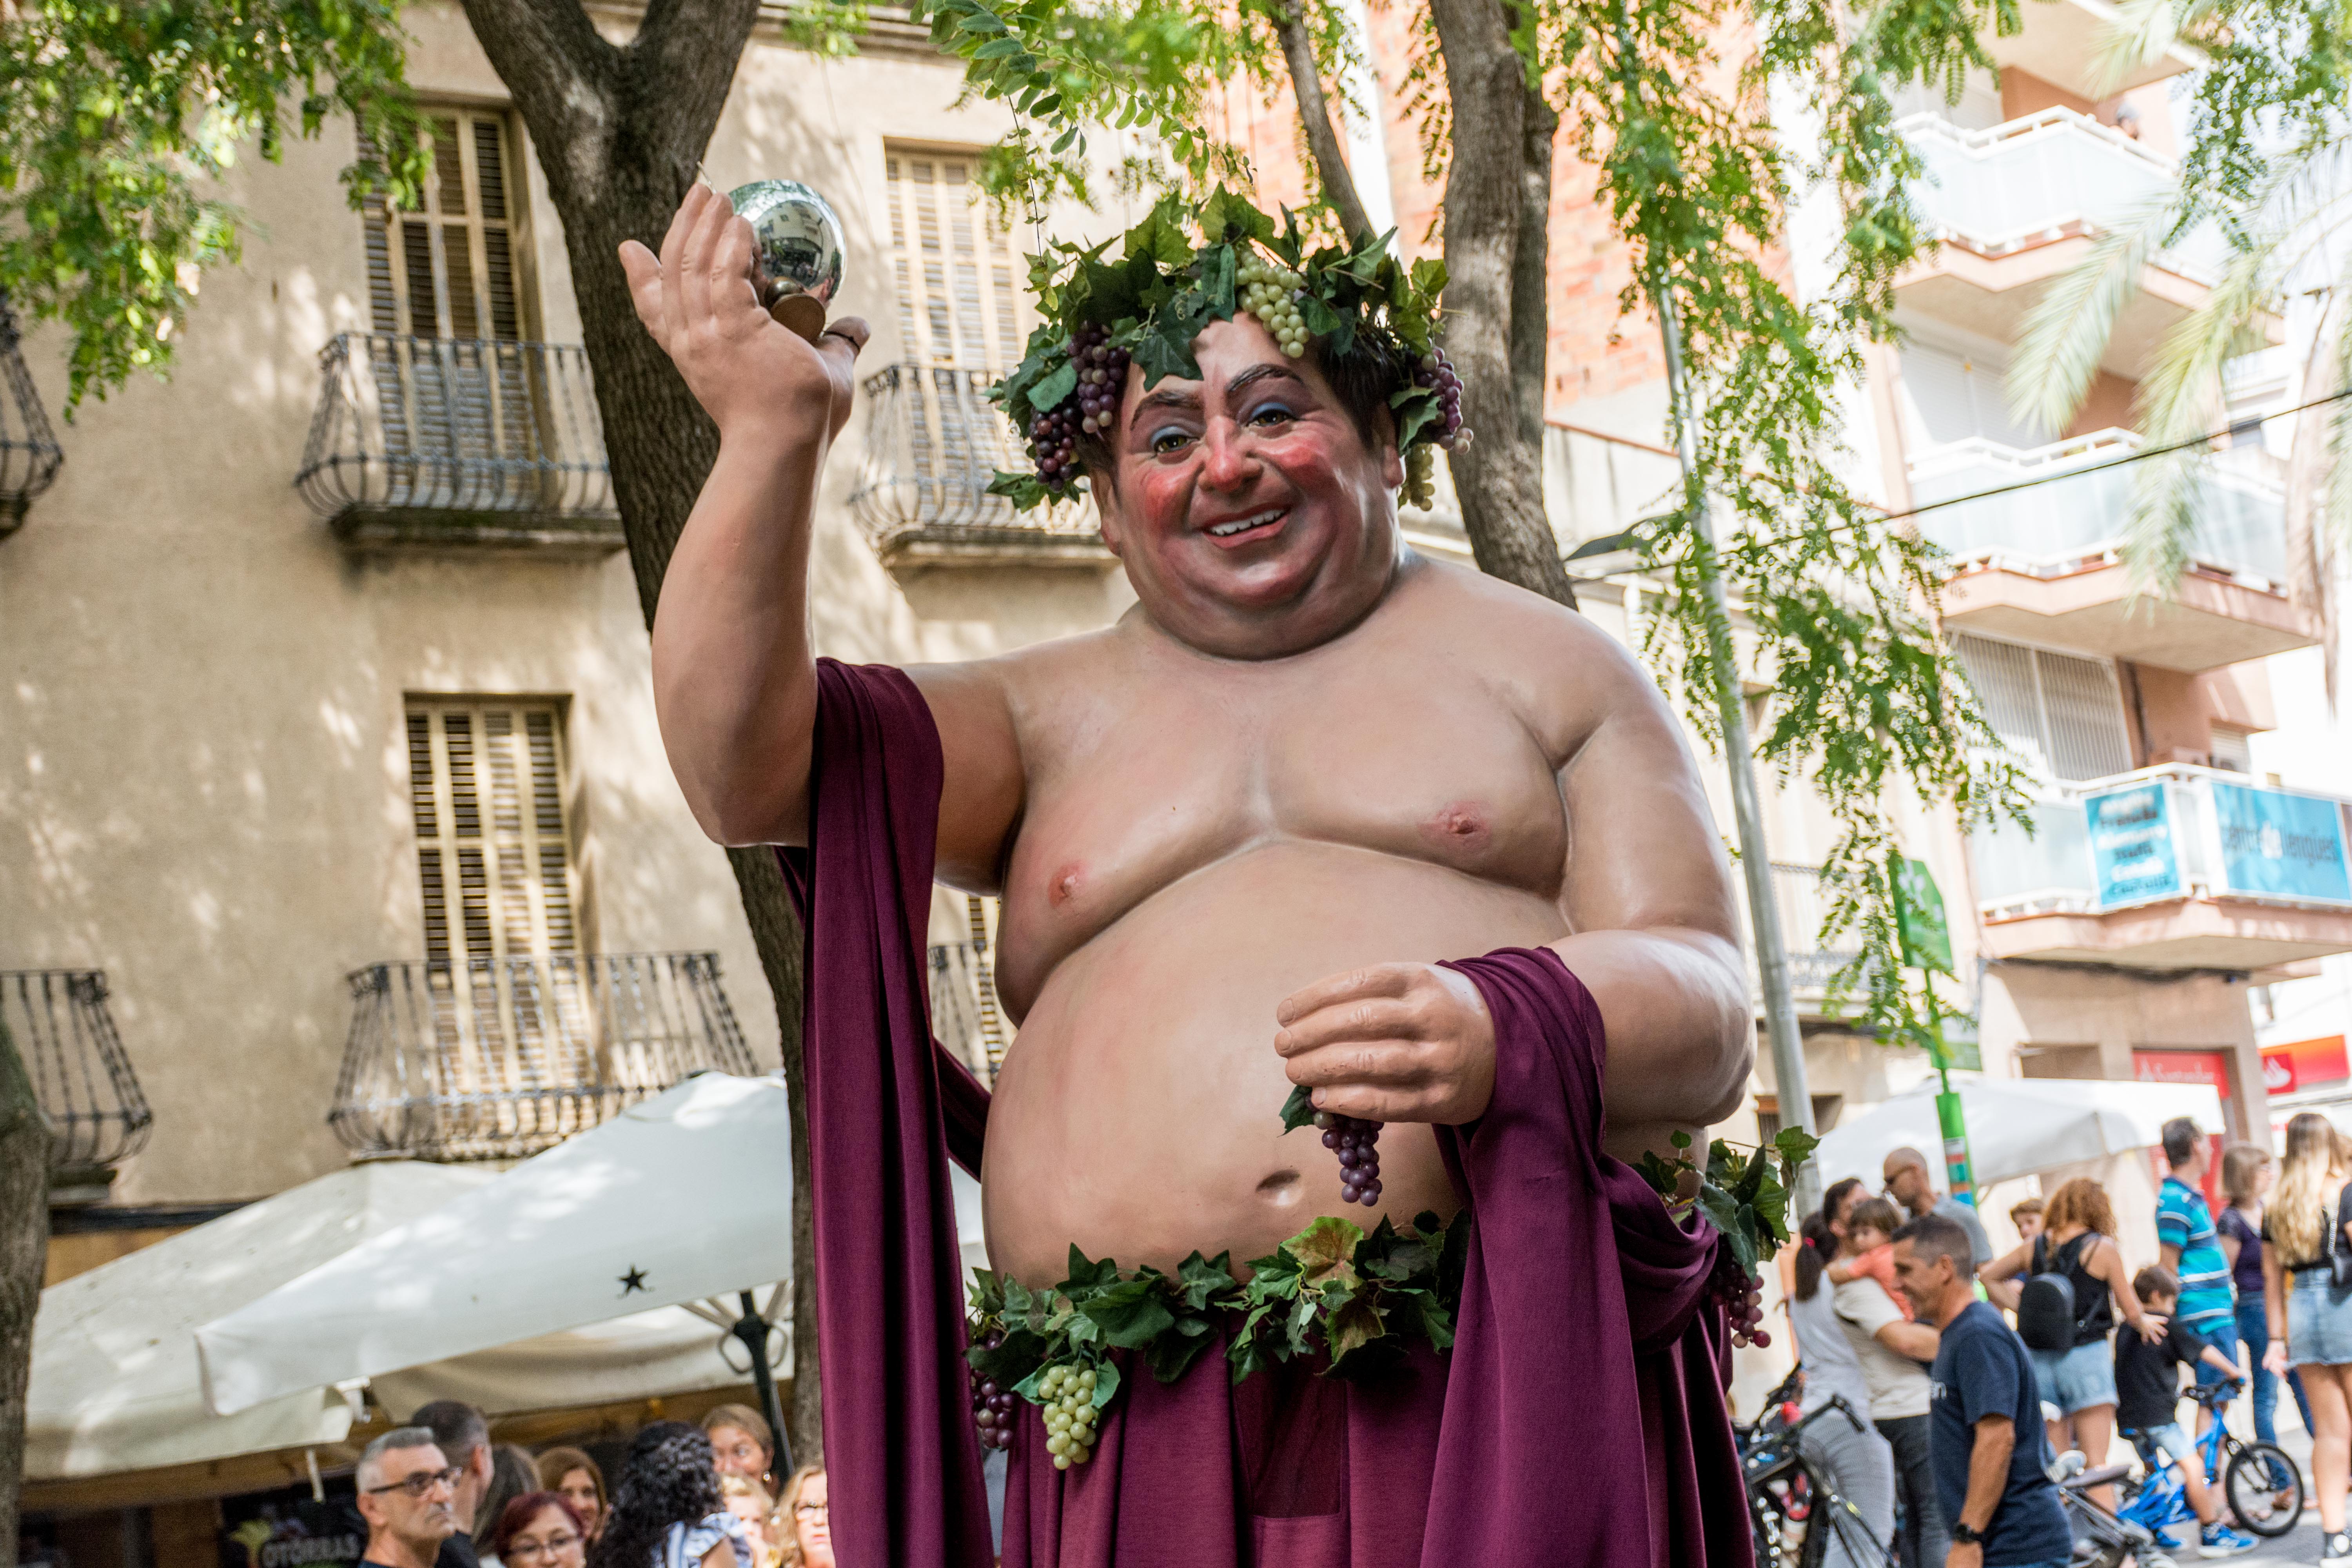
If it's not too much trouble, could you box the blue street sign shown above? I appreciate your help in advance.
[2212,782,2352,904]
[2086,782,2181,908]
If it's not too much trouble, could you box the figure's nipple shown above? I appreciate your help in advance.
[1048,864,1084,907]
[1423,802,1492,853]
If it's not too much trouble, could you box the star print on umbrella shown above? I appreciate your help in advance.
[619,1266,649,1296]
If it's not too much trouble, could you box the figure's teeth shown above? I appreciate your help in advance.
[1207,508,1287,537]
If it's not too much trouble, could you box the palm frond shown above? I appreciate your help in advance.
[2091,0,2212,95]
[2008,198,2172,431]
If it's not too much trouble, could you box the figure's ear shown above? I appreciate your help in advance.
[1374,407,1404,492]
[1088,466,1128,558]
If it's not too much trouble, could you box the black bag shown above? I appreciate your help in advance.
[2330,1197,2352,1294]
[2018,1234,2087,1352]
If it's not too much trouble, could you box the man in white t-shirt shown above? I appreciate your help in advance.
[1837,1207,1947,1568]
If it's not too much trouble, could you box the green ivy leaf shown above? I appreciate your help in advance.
[1278,1084,1317,1133]
[1028,358,1078,410]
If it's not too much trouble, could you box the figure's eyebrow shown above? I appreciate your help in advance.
[1126,363,1307,432]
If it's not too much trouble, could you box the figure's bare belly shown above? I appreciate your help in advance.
[980,842,1569,1287]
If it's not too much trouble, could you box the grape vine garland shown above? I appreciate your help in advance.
[985,189,1463,514]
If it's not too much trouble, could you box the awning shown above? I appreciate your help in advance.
[1810,1074,2227,1192]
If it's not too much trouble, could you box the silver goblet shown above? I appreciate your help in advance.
[727,179,845,343]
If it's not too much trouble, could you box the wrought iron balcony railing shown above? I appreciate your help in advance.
[1745,864,1873,1009]
[333,952,756,1162]
[848,361,1112,568]
[295,334,622,554]
[2,970,153,1201]
[929,939,1011,1083]
[0,294,63,539]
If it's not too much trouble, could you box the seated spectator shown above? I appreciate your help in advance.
[2116,1265,2255,1558]
[1829,1197,1914,1321]
[775,1469,829,1568]
[701,1405,776,1491]
[535,1448,608,1544]
[488,1494,590,1568]
[586,1423,749,1568]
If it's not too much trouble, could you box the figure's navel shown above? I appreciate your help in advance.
[1423,802,1492,855]
[1256,1169,1304,1206]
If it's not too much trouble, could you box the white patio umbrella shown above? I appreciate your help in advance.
[197,1071,988,1471]
[1811,1075,2227,1192]
[28,1162,485,1480]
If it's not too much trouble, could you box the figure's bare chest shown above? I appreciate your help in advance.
[994,657,1570,1004]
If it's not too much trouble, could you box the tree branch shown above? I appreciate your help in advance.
[633,0,763,166]
[454,0,617,169]
[1511,66,1553,455]
[1269,0,1376,247]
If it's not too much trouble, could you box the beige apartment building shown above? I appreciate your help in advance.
[7,0,2352,1555]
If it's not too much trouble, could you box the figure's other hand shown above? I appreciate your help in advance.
[617,182,866,447]
[1273,962,1496,1125]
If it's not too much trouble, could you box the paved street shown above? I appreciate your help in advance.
[2106,1406,2322,1566]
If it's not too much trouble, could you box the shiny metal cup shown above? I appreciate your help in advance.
[727,179,844,342]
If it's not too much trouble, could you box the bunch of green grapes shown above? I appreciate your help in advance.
[1039,1363,1101,1469]
[1237,256,1310,358]
[1403,444,1437,510]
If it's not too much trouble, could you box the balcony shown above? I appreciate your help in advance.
[1976,0,2200,103]
[929,939,1011,1083]
[1913,433,2319,671]
[295,334,622,556]
[1971,766,2352,969]
[332,952,755,1161]
[2,970,153,1204]
[1895,109,2245,372]
[848,361,1114,569]
[0,293,62,539]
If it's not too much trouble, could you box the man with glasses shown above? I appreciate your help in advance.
[356,1428,461,1568]
[1886,1146,1993,1272]
[413,1401,492,1568]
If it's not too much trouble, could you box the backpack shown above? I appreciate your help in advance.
[2017,1233,2091,1352]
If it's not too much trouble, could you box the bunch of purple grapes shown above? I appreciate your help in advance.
[969,1330,1017,1451]
[1316,1109,1384,1207]
[1411,348,1471,451]
[1713,1262,1769,1349]
[1026,324,1131,494]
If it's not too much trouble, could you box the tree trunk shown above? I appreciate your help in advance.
[1270,0,1375,247]
[1510,67,1554,459]
[0,1016,52,1568]
[456,0,824,1468]
[1427,0,1577,608]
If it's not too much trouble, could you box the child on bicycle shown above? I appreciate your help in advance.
[2119,1265,2256,1558]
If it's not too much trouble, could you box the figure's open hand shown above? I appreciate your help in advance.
[1274,962,1497,1125]
[617,182,866,447]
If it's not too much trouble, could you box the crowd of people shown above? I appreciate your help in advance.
[349,1402,830,1568]
[1783,1117,2352,1568]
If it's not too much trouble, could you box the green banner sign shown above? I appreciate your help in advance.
[1894,858,1953,975]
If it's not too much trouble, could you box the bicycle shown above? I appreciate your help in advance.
[1739,1371,1899,1568]
[2051,1449,2162,1568]
[2114,1379,2305,1548]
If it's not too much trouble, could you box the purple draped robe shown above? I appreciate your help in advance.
[783,658,1751,1568]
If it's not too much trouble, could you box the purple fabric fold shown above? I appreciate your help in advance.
[785,660,1749,1568]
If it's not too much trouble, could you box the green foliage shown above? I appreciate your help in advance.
[1636,1126,1818,1275]
[963,1210,1464,1416]
[0,0,426,411]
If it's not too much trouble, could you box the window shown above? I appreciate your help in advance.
[365,109,527,342]
[882,148,1027,368]
[406,699,579,963]
[1955,634,2133,782]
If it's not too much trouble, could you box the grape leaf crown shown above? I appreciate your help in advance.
[985,188,1460,513]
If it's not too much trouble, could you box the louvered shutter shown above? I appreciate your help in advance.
[1955,634,2133,783]
[406,699,580,962]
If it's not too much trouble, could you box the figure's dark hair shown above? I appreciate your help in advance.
[1891,1212,1973,1276]
[1073,328,1410,494]
[2162,1116,2203,1169]
[587,1422,720,1568]
[1794,1213,1836,1301]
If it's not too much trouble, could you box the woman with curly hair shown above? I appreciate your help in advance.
[585,1423,749,1568]
[1980,1177,2162,1510]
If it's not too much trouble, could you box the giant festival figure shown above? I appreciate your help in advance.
[623,181,1773,1568]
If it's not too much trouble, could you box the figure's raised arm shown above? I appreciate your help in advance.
[628,183,864,846]
[1550,627,1753,1159]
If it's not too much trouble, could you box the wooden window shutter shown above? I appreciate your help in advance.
[361,109,528,342]
[407,698,580,962]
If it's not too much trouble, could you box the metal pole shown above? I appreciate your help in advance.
[731,1289,794,1478]
[1650,276,1823,1222]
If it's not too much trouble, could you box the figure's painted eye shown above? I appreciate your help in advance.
[1247,403,1297,428]
[1149,426,1194,456]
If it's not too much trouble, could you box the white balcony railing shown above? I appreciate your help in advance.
[1898,107,2225,278]
[1907,430,2289,584]
[1972,765,2352,918]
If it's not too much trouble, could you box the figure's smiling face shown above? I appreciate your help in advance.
[1092,315,1406,659]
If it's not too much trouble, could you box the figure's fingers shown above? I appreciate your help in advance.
[1274,997,1423,1058]
[713,215,761,318]
[657,184,709,343]
[816,316,869,437]
[1274,964,1418,1028]
[619,240,664,337]
[679,185,730,333]
[1282,1038,1430,1090]
[1306,1082,1428,1122]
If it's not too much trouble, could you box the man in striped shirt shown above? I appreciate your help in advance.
[2156,1116,2240,1432]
